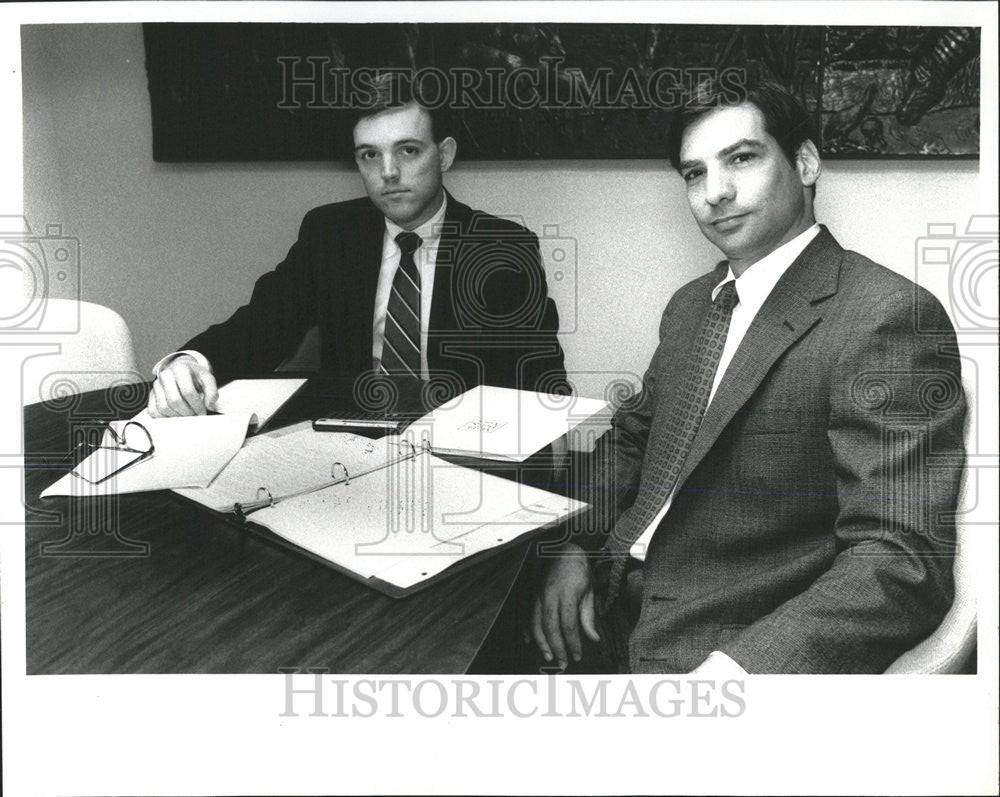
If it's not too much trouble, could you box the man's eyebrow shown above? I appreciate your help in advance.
[718,138,765,157]
[678,138,765,171]
[353,138,425,153]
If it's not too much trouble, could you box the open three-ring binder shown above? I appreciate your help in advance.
[174,421,587,597]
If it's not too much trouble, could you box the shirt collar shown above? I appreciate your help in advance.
[384,192,448,247]
[711,223,821,312]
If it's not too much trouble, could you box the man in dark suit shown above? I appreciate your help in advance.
[148,81,565,416]
[529,78,965,674]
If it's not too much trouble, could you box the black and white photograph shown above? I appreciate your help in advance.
[1,2,997,795]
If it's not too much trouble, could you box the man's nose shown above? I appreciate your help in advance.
[381,154,400,181]
[704,167,734,206]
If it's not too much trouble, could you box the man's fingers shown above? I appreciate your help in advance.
[150,379,176,417]
[529,599,553,663]
[159,372,196,416]
[559,591,583,663]
[172,366,206,414]
[580,589,601,643]
[148,356,216,418]
[528,549,596,670]
[159,365,202,416]
[195,369,219,412]
[540,588,569,669]
[147,380,163,418]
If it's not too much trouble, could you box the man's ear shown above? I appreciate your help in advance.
[437,136,457,172]
[795,139,821,188]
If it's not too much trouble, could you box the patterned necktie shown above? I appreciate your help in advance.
[604,280,739,607]
[379,231,423,377]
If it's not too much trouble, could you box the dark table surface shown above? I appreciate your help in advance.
[22,376,537,674]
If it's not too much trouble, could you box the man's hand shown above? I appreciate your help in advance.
[529,542,600,668]
[147,355,219,417]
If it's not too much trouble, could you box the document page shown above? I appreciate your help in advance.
[175,422,409,512]
[418,385,608,461]
[214,378,307,428]
[40,413,253,498]
[250,450,586,589]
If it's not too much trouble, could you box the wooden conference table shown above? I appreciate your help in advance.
[23,376,552,674]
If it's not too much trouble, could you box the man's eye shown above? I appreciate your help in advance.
[732,152,755,164]
[400,146,419,156]
[357,151,377,161]
[682,169,704,183]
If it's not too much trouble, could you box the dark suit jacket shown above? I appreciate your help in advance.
[569,227,966,673]
[183,193,566,392]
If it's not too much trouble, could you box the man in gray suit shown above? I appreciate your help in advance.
[529,78,966,674]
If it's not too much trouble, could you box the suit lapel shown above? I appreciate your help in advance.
[673,227,844,490]
[334,202,384,371]
[428,191,471,335]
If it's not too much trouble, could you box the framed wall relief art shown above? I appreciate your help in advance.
[144,23,980,161]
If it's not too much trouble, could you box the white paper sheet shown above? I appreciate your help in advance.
[214,378,307,428]
[40,413,253,498]
[249,450,586,589]
[417,385,609,461]
[175,422,410,512]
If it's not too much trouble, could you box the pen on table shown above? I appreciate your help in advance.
[313,417,401,430]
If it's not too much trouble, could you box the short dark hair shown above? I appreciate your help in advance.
[666,75,817,170]
[349,71,450,143]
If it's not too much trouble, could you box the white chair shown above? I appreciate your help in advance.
[18,299,144,406]
[886,374,978,674]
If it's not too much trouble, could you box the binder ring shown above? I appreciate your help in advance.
[420,439,432,454]
[256,487,274,507]
[399,440,416,458]
[331,461,350,485]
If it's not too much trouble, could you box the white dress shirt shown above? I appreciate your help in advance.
[629,223,821,561]
[153,194,449,380]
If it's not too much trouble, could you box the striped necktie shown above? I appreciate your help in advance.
[379,231,423,377]
[604,280,740,608]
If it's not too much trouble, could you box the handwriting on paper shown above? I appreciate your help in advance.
[457,419,508,434]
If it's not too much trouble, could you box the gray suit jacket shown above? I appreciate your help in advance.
[569,227,966,673]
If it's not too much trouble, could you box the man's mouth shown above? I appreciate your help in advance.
[382,189,410,197]
[711,213,748,230]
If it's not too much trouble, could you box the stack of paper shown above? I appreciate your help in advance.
[415,385,608,461]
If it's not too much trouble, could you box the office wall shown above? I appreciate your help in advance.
[22,23,980,386]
